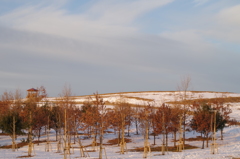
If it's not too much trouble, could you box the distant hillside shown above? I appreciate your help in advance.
[48,91,240,107]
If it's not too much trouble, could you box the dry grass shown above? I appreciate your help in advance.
[167,97,240,105]
[185,136,211,141]
[128,144,198,152]
[106,138,132,146]
[0,140,48,149]
[17,155,34,158]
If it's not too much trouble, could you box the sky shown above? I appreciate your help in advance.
[0,0,240,97]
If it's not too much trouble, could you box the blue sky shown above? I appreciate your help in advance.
[0,0,240,97]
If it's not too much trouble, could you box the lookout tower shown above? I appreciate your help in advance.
[27,88,38,98]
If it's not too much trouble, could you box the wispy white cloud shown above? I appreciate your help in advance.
[0,0,240,96]
[218,5,240,26]
[210,4,240,43]
[87,0,173,24]
[193,0,209,6]
[0,0,173,43]
[0,0,175,67]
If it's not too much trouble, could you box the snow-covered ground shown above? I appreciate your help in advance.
[1,91,240,158]
[2,125,240,159]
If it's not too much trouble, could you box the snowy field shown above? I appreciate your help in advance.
[1,125,240,159]
[52,91,240,106]
[1,91,240,159]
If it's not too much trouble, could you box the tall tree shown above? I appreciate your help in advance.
[22,93,38,156]
[190,104,224,149]
[212,94,232,140]
[177,75,191,144]
[92,92,108,159]
[132,106,141,135]
[58,84,76,159]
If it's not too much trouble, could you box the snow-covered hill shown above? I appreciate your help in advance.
[49,91,240,106]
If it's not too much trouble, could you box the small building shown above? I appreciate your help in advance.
[27,88,38,98]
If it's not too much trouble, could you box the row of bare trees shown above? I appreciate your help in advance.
[0,85,233,158]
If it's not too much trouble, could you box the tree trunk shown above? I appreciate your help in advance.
[12,116,16,152]
[206,133,209,148]
[148,127,150,139]
[174,131,177,147]
[127,124,130,137]
[183,112,186,145]
[55,129,58,141]
[153,133,156,145]
[12,136,16,152]
[120,119,125,154]
[166,132,168,148]
[136,120,139,135]
[38,128,41,145]
[118,129,121,146]
[28,111,33,157]
[221,128,223,140]
[201,134,205,149]
[99,122,103,159]
[45,125,47,135]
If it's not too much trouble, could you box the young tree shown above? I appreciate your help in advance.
[132,106,141,135]
[177,75,191,144]
[0,91,12,116]
[49,105,63,141]
[0,90,25,152]
[81,100,100,146]
[33,104,49,144]
[139,103,152,158]
[190,104,224,149]
[21,86,48,156]
[212,95,232,140]
[58,84,76,159]
[92,92,108,159]
[154,103,173,150]
[170,105,182,148]
[32,86,49,144]
[1,111,24,149]
[115,96,131,154]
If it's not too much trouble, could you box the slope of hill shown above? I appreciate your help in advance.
[48,91,240,106]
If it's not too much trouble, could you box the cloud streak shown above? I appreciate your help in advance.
[0,0,239,96]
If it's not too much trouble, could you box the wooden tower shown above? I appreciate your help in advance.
[27,88,38,98]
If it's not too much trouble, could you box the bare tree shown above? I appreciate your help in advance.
[177,75,191,144]
[115,96,130,154]
[58,84,75,159]
[0,90,24,152]
[132,106,141,135]
[212,93,232,140]
[92,92,108,159]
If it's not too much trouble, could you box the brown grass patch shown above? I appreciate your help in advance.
[185,136,211,141]
[17,155,34,158]
[128,144,198,152]
[171,136,211,142]
[84,149,97,152]
[84,143,100,147]
[106,138,132,145]
[168,96,240,105]
[104,131,114,134]
[0,140,48,149]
